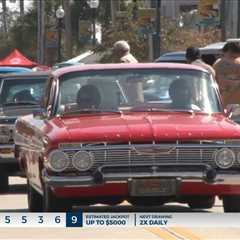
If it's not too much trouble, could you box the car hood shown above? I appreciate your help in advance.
[47,112,240,143]
[0,105,41,118]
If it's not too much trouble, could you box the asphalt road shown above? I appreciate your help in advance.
[0,177,240,239]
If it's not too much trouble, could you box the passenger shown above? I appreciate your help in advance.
[76,85,101,109]
[169,80,200,110]
[112,40,138,63]
[186,46,215,77]
[213,42,240,106]
[13,89,36,102]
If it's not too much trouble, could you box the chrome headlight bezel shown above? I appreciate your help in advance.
[46,150,70,172]
[236,152,240,165]
[72,151,94,171]
[214,148,236,169]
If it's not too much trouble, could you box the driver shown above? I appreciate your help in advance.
[76,84,101,109]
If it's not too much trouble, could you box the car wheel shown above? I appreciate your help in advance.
[128,197,165,207]
[27,181,43,212]
[223,195,240,212]
[44,185,70,212]
[0,171,9,193]
[188,196,215,209]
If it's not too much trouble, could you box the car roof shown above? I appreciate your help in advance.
[155,51,186,62]
[156,42,225,62]
[200,42,225,54]
[0,66,33,72]
[0,71,50,80]
[52,63,208,77]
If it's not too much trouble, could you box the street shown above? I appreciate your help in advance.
[0,177,240,239]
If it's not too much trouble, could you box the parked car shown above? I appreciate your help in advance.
[0,71,49,192]
[155,41,229,65]
[14,63,240,212]
[52,50,108,69]
[0,66,33,74]
[0,67,33,89]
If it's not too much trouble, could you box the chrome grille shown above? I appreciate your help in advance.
[61,142,240,171]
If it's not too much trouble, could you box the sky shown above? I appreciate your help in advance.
[1,0,33,12]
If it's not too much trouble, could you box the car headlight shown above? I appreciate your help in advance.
[47,150,70,172]
[0,126,11,143]
[214,148,235,169]
[72,151,94,171]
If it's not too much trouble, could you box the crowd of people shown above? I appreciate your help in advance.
[186,42,240,106]
[112,39,240,107]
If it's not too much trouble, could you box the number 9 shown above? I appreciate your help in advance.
[71,216,78,224]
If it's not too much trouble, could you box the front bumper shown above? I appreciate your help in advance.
[42,163,240,188]
[0,144,16,164]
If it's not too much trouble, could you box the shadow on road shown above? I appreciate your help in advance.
[0,209,28,212]
[74,204,209,213]
[0,184,27,195]
[8,184,27,194]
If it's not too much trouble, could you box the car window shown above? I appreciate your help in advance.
[0,78,46,105]
[57,69,221,114]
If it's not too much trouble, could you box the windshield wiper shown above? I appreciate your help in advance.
[61,109,122,116]
[126,106,202,115]
[2,101,39,106]
[127,106,171,112]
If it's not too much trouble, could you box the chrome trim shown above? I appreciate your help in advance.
[59,143,240,151]
[0,144,14,149]
[42,170,240,188]
[0,144,15,159]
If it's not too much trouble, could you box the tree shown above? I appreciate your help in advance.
[63,0,72,58]
[1,0,7,37]
[19,0,24,17]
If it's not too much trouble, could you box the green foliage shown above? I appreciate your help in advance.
[161,18,221,53]
[0,0,221,64]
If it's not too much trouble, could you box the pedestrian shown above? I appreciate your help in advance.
[185,46,215,77]
[112,40,138,63]
[213,42,240,105]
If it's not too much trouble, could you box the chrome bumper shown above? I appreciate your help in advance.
[0,144,16,163]
[42,163,240,188]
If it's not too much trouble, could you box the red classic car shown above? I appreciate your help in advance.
[14,63,240,212]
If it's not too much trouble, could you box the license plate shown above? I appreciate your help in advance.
[129,178,178,196]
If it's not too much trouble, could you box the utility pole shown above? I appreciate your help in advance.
[19,0,24,18]
[37,0,45,64]
[1,0,7,38]
[237,0,240,37]
[153,0,161,60]
[110,0,117,25]
[220,0,226,41]
[63,0,72,58]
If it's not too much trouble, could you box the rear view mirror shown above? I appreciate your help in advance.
[225,104,240,122]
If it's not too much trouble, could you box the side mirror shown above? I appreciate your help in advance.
[225,104,240,122]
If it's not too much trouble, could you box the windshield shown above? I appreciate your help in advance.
[57,69,221,114]
[0,77,47,106]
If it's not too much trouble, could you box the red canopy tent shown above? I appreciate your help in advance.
[0,49,38,68]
